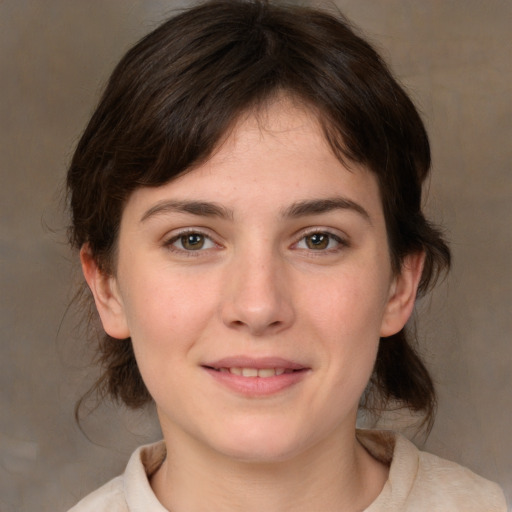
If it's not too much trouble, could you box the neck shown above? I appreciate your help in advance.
[151,425,388,512]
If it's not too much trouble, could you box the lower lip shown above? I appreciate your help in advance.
[203,368,309,396]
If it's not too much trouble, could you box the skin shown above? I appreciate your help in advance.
[82,98,424,512]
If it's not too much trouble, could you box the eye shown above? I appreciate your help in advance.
[166,231,217,252]
[295,231,345,251]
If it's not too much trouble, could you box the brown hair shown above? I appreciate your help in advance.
[68,0,450,425]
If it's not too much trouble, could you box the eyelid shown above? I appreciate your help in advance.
[163,227,223,254]
[161,225,349,255]
[291,227,349,251]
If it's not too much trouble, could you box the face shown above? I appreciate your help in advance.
[84,99,421,463]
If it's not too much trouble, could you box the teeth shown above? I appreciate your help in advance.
[220,367,289,377]
[258,368,276,378]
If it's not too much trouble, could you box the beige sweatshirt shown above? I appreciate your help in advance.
[68,430,507,511]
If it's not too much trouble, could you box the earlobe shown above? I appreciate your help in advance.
[380,251,425,337]
[80,245,131,339]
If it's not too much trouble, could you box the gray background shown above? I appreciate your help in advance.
[1,1,510,511]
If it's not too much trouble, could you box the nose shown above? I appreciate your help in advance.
[221,247,295,336]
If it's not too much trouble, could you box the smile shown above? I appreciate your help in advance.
[215,367,294,377]
[203,358,309,396]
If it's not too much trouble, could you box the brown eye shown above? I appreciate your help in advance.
[166,231,217,254]
[180,233,206,250]
[295,231,345,252]
[305,233,330,250]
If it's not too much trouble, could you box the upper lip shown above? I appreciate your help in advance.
[203,356,307,370]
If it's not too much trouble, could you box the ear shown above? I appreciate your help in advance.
[80,245,130,339]
[380,251,425,337]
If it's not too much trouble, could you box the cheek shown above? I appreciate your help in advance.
[122,261,215,330]
[309,267,391,338]
[119,271,218,378]
[307,266,390,382]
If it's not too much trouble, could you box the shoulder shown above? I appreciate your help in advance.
[410,440,507,511]
[67,441,167,512]
[358,430,507,512]
[67,476,126,512]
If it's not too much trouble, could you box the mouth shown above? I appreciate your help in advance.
[206,367,302,378]
[202,357,309,395]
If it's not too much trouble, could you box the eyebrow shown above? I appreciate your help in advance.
[282,197,372,224]
[140,200,234,223]
[140,196,371,224]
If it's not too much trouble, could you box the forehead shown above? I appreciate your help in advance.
[122,98,384,225]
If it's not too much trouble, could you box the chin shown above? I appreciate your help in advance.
[206,419,312,464]
[216,440,302,464]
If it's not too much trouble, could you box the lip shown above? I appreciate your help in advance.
[205,356,307,371]
[202,356,310,397]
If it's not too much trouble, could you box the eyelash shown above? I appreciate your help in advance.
[163,228,348,256]
[163,229,220,256]
[292,229,348,254]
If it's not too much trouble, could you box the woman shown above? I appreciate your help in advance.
[66,1,506,510]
